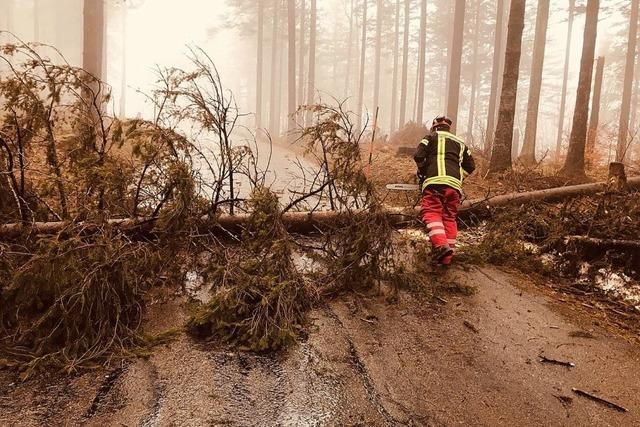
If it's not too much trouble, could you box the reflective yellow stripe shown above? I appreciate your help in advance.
[459,143,466,180]
[437,132,446,177]
[420,138,429,147]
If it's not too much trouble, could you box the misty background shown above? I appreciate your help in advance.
[0,0,637,162]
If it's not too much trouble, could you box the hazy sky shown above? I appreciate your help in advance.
[2,0,630,130]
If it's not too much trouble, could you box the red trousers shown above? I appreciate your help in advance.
[420,186,460,264]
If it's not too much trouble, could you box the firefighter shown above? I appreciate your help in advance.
[414,115,476,266]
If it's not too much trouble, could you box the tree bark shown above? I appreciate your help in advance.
[466,0,481,142]
[586,56,605,154]
[287,0,296,140]
[357,0,368,130]
[398,0,410,129]
[390,0,401,133]
[305,0,317,126]
[561,0,599,178]
[269,0,280,135]
[256,0,265,129]
[489,0,526,174]
[83,0,104,81]
[416,0,427,125]
[345,0,355,97]
[519,0,550,165]
[373,0,383,113]
[120,3,128,118]
[616,0,639,162]
[298,0,306,110]
[485,0,505,153]
[446,0,466,133]
[554,0,576,162]
[4,177,639,239]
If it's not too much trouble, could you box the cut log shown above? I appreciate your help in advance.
[1,177,639,239]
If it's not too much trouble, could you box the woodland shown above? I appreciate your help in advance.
[0,2,639,422]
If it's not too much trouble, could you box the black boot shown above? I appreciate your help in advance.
[432,245,453,264]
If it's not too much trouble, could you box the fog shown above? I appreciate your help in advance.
[1,0,638,163]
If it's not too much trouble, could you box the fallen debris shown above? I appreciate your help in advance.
[463,320,479,333]
[572,388,628,413]
[539,355,575,368]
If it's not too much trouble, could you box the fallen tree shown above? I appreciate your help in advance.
[1,177,638,239]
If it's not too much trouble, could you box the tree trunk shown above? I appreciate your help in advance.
[276,28,285,134]
[489,0,526,174]
[466,0,481,142]
[416,0,427,125]
[357,0,368,130]
[373,0,383,112]
[304,0,317,127]
[485,0,505,153]
[269,1,281,135]
[561,0,599,178]
[446,0,466,133]
[519,0,550,164]
[6,177,640,239]
[587,56,605,154]
[120,3,128,118]
[554,0,576,162]
[287,0,296,139]
[616,0,639,162]
[398,0,410,129]
[390,0,401,133]
[83,0,104,81]
[298,0,306,109]
[256,0,265,129]
[345,0,355,97]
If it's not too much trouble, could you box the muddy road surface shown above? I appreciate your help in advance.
[1,266,639,426]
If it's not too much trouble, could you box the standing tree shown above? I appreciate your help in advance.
[398,0,410,128]
[489,0,526,174]
[446,0,466,133]
[83,0,104,81]
[298,0,306,108]
[416,0,427,125]
[587,56,605,154]
[373,0,383,112]
[554,0,576,161]
[305,0,316,126]
[617,0,639,162]
[269,0,281,134]
[345,0,355,95]
[519,0,550,165]
[390,0,400,133]
[561,0,599,178]
[466,0,481,141]
[287,0,296,138]
[356,0,368,129]
[485,0,505,153]
[256,0,265,128]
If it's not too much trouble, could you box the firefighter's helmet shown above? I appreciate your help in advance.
[431,115,453,131]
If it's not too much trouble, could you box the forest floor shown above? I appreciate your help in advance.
[1,263,639,426]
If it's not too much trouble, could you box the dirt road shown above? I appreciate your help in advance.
[1,266,639,426]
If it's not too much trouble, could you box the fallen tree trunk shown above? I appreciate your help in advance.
[1,177,639,239]
[565,235,640,251]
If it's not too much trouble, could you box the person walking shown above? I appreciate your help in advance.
[414,116,476,266]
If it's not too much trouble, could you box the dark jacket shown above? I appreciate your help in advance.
[413,130,475,193]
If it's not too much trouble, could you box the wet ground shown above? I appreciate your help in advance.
[1,266,639,426]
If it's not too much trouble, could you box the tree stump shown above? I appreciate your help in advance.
[607,162,628,192]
